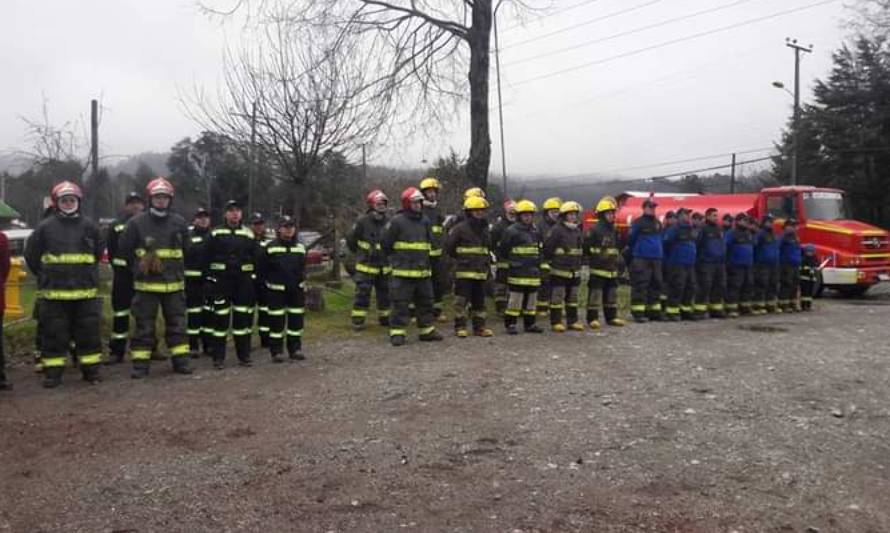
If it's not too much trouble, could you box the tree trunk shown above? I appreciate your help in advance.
[466,1,493,190]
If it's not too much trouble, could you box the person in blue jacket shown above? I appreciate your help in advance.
[779,218,802,312]
[724,213,754,318]
[752,214,781,314]
[628,198,664,322]
[663,208,697,321]
[695,208,726,319]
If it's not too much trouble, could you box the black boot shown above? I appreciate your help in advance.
[82,364,102,384]
[106,352,124,365]
[42,367,63,389]
[0,372,11,391]
[171,357,194,375]
[378,316,390,327]
[419,329,444,342]
[237,357,253,367]
[523,316,543,333]
[130,361,150,379]
[391,335,406,347]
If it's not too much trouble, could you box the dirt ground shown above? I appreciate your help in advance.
[1,292,889,532]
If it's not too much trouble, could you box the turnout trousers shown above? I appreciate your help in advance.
[130,290,190,364]
[752,264,780,312]
[665,264,696,319]
[695,262,726,318]
[109,267,134,359]
[254,277,270,347]
[430,257,446,318]
[586,274,619,323]
[800,277,815,310]
[726,265,754,315]
[493,262,509,315]
[39,298,102,372]
[779,265,800,311]
[209,273,256,362]
[550,275,581,326]
[505,283,540,330]
[185,278,208,353]
[266,285,305,357]
[453,278,487,333]
[351,271,391,326]
[630,257,663,319]
[389,276,435,339]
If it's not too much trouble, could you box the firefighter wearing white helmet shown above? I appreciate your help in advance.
[419,177,447,321]
[543,201,585,332]
[536,196,562,315]
[498,199,544,334]
[119,177,193,378]
[24,181,104,388]
[584,196,626,329]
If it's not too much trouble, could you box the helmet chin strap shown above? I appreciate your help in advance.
[150,207,169,218]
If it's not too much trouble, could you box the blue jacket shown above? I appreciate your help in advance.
[754,228,780,265]
[725,228,754,267]
[696,222,725,263]
[663,223,697,266]
[779,234,802,266]
[628,214,663,260]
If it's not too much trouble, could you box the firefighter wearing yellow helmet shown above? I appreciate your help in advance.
[444,196,493,338]
[419,177,447,321]
[463,187,485,200]
[543,201,585,332]
[584,196,626,329]
[498,200,544,334]
[536,196,562,315]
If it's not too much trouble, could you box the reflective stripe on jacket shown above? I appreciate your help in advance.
[119,211,188,293]
[544,222,584,279]
[383,210,432,279]
[347,212,389,275]
[444,218,491,280]
[585,220,622,278]
[24,213,102,300]
[499,222,542,286]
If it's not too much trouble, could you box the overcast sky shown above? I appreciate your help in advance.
[1,0,848,180]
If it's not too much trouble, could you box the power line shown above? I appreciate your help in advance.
[649,156,773,180]
[506,0,754,66]
[512,0,839,86]
[500,0,605,33]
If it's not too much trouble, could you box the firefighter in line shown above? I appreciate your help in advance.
[383,187,443,346]
[721,213,734,233]
[257,216,307,362]
[662,207,697,321]
[778,218,802,312]
[204,200,258,368]
[444,187,487,234]
[799,244,817,311]
[584,196,625,329]
[491,199,517,316]
[544,201,585,332]
[419,177,447,322]
[106,191,145,364]
[536,197,562,315]
[184,207,212,357]
[444,195,493,338]
[119,178,193,378]
[499,200,544,335]
[347,190,392,330]
[25,181,104,388]
[724,213,755,317]
[659,210,677,315]
[694,208,727,319]
[250,212,272,348]
[627,198,664,322]
[752,214,781,314]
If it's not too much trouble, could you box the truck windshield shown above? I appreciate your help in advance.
[803,191,849,220]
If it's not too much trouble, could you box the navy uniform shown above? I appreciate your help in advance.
[249,213,272,348]
[778,219,802,312]
[725,215,755,317]
[752,216,781,314]
[695,211,726,319]
[662,209,697,321]
[257,217,307,362]
[628,199,664,322]
[184,208,211,356]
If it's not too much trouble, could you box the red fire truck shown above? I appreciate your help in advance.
[584,186,890,297]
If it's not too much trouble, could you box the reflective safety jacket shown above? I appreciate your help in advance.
[107,214,134,270]
[490,216,514,269]
[257,236,306,292]
[663,222,697,267]
[696,222,725,264]
[800,254,818,282]
[24,212,103,300]
[754,228,780,265]
[204,223,257,278]
[184,225,210,281]
[346,211,390,276]
[498,222,543,287]
[421,204,445,259]
[444,217,491,280]
[779,234,802,266]
[725,227,754,267]
[628,214,663,260]
[119,211,189,293]
[383,210,433,279]
[544,222,584,279]
[536,216,559,272]
[585,220,622,279]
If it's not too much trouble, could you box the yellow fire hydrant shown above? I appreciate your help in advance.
[4,257,27,320]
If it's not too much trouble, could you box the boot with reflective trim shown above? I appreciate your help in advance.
[42,367,63,389]
[552,323,566,333]
[130,361,150,380]
[589,319,601,330]
[456,329,469,338]
[171,357,193,375]
[474,328,494,337]
[81,364,102,384]
[607,318,626,327]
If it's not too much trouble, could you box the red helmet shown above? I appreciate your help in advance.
[146,177,175,198]
[365,189,388,208]
[400,187,424,210]
[50,181,83,205]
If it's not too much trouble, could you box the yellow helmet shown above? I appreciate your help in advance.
[463,187,485,200]
[515,199,537,214]
[463,196,490,210]
[559,201,582,215]
[596,196,618,213]
[419,177,441,191]
[542,197,562,211]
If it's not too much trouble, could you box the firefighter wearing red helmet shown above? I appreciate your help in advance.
[419,177,447,321]
[24,181,104,388]
[346,189,392,330]
[381,187,443,345]
[119,177,193,378]
[106,191,145,363]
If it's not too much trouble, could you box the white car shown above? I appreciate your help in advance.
[3,228,33,257]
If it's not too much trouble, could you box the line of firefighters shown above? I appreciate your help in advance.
[9,176,818,390]
[347,179,818,343]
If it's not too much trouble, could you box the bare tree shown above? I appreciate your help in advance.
[17,98,91,173]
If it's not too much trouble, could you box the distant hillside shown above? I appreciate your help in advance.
[105,152,170,178]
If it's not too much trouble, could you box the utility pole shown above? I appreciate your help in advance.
[730,153,737,194]
[786,38,813,186]
[361,143,367,182]
[89,99,99,219]
[493,2,508,199]
[248,100,257,216]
